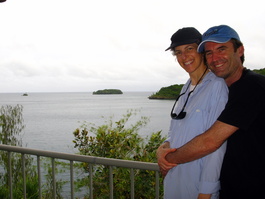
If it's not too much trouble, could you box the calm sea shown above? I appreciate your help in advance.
[0,92,173,153]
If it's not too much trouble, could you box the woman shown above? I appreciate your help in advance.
[158,27,228,199]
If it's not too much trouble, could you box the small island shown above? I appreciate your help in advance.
[93,89,123,95]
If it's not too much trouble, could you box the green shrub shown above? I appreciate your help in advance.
[73,109,166,198]
[0,105,63,198]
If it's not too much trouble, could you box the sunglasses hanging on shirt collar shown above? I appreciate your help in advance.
[171,68,208,120]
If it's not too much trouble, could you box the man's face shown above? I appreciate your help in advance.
[204,41,242,80]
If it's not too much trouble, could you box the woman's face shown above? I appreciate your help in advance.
[174,43,204,74]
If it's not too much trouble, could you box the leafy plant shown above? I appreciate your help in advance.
[0,105,39,198]
[73,109,166,198]
[0,105,64,198]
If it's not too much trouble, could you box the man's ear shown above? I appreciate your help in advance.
[237,45,244,57]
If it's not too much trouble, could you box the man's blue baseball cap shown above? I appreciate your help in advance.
[197,25,240,53]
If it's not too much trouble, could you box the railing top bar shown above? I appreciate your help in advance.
[0,144,159,171]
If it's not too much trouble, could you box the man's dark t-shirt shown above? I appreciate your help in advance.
[218,69,265,199]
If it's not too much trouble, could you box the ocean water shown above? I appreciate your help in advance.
[0,92,173,153]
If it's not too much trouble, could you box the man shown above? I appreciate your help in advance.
[157,25,265,199]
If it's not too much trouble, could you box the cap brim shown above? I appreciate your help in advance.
[166,39,201,51]
[197,37,231,53]
[165,46,171,51]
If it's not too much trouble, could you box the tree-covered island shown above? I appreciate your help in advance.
[93,89,123,95]
[148,84,183,99]
[149,68,265,100]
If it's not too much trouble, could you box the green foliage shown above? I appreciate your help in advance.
[93,89,123,94]
[73,109,166,198]
[0,105,39,198]
[253,68,265,76]
[0,104,25,146]
[0,105,64,198]
[41,158,65,199]
[0,171,39,199]
[148,84,184,99]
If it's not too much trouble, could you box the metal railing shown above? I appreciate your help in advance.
[0,144,161,199]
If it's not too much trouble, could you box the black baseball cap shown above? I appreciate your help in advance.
[165,27,202,51]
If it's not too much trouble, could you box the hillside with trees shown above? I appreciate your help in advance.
[253,68,265,76]
[148,84,184,99]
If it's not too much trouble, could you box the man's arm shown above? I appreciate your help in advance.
[166,121,238,164]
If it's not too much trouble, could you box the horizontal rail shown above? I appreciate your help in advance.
[0,144,159,171]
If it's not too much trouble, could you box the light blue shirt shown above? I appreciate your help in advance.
[164,71,228,199]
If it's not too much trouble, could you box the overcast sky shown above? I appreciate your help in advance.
[0,0,264,93]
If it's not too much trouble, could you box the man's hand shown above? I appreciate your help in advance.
[156,142,177,177]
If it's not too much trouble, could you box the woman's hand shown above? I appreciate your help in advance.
[197,193,212,199]
[156,142,177,177]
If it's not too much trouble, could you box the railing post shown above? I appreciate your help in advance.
[21,153,26,199]
[70,160,74,199]
[89,164,93,199]
[130,168,134,199]
[37,156,42,199]
[155,171,160,199]
[109,166,113,199]
[52,158,56,199]
[8,152,13,199]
